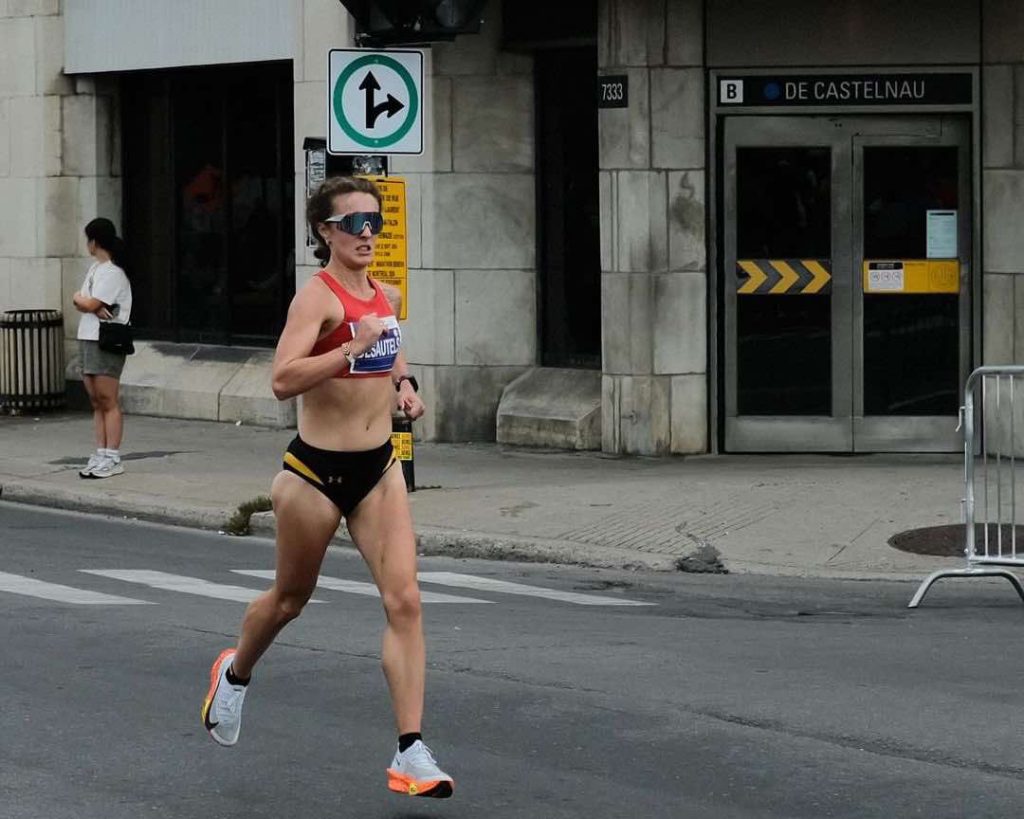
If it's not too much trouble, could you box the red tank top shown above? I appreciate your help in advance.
[310,270,401,379]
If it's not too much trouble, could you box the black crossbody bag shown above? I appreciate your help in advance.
[98,321,135,355]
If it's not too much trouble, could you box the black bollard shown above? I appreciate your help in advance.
[391,416,415,492]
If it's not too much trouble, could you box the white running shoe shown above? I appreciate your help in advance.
[387,740,454,798]
[88,457,124,479]
[79,452,104,478]
[202,649,248,747]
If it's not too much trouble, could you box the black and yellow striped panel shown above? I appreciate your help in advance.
[737,259,832,295]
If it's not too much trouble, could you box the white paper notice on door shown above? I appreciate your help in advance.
[926,210,957,259]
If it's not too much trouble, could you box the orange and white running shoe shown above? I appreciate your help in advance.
[387,740,454,798]
[201,648,247,747]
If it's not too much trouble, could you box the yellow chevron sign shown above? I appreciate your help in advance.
[737,259,831,295]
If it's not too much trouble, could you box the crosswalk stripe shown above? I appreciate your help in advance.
[80,570,323,604]
[233,570,492,605]
[0,571,151,605]
[416,572,655,606]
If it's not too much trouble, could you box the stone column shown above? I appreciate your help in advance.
[982,1,1024,365]
[598,0,706,455]
[291,0,533,441]
[0,1,120,358]
[392,0,536,441]
[980,2,1024,451]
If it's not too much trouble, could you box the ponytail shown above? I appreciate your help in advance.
[84,217,128,274]
[108,235,127,270]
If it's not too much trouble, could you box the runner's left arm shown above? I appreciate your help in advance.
[382,284,424,420]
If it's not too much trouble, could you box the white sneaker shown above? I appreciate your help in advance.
[79,453,104,478]
[88,457,124,479]
[202,649,248,747]
[387,740,454,798]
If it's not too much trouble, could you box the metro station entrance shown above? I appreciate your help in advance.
[722,115,971,452]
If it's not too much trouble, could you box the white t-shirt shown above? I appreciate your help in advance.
[77,261,132,341]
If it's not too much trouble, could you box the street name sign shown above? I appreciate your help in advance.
[329,49,424,155]
[717,72,973,108]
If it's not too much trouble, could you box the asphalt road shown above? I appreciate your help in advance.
[2,503,1024,818]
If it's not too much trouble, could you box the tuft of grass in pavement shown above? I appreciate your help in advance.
[674,542,729,574]
[224,495,273,536]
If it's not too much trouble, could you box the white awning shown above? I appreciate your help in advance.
[65,0,296,74]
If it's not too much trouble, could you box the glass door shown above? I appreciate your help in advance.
[852,117,970,451]
[723,117,854,451]
[722,115,971,452]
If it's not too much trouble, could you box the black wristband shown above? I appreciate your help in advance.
[395,375,419,393]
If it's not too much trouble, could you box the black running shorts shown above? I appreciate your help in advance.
[281,435,397,516]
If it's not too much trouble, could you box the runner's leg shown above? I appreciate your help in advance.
[347,464,424,734]
[231,471,341,678]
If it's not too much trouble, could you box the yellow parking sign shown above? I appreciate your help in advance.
[362,176,408,319]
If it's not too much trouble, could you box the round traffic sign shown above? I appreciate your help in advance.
[333,54,419,149]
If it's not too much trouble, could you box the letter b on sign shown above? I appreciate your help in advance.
[720,79,744,104]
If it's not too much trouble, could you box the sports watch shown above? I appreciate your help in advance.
[396,375,419,392]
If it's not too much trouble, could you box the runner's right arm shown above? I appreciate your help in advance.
[271,288,349,400]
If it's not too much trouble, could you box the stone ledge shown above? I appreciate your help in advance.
[497,368,602,450]
[66,340,295,428]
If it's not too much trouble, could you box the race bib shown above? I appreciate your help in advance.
[349,316,401,374]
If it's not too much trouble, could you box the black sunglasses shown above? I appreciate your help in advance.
[324,211,384,236]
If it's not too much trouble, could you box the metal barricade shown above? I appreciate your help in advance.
[0,309,66,414]
[909,365,1024,607]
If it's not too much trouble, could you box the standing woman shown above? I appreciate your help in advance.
[201,177,454,799]
[73,218,132,479]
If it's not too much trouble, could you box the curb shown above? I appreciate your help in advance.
[249,511,678,571]
[0,480,233,532]
[0,481,678,571]
[0,479,947,581]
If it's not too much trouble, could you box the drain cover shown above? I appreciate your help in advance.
[890,524,1024,557]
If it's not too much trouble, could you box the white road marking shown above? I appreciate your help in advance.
[80,570,323,604]
[0,571,150,605]
[416,572,654,606]
[233,570,492,605]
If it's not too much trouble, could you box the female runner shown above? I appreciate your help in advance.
[201,176,453,799]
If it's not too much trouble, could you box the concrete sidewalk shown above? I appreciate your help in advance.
[0,412,969,580]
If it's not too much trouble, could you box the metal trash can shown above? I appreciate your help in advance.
[0,309,66,414]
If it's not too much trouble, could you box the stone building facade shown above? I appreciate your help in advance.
[1,1,1023,456]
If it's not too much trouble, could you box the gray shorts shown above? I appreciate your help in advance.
[80,339,126,379]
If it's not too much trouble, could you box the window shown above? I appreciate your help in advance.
[122,62,294,346]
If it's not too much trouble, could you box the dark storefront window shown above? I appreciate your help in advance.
[122,62,294,346]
